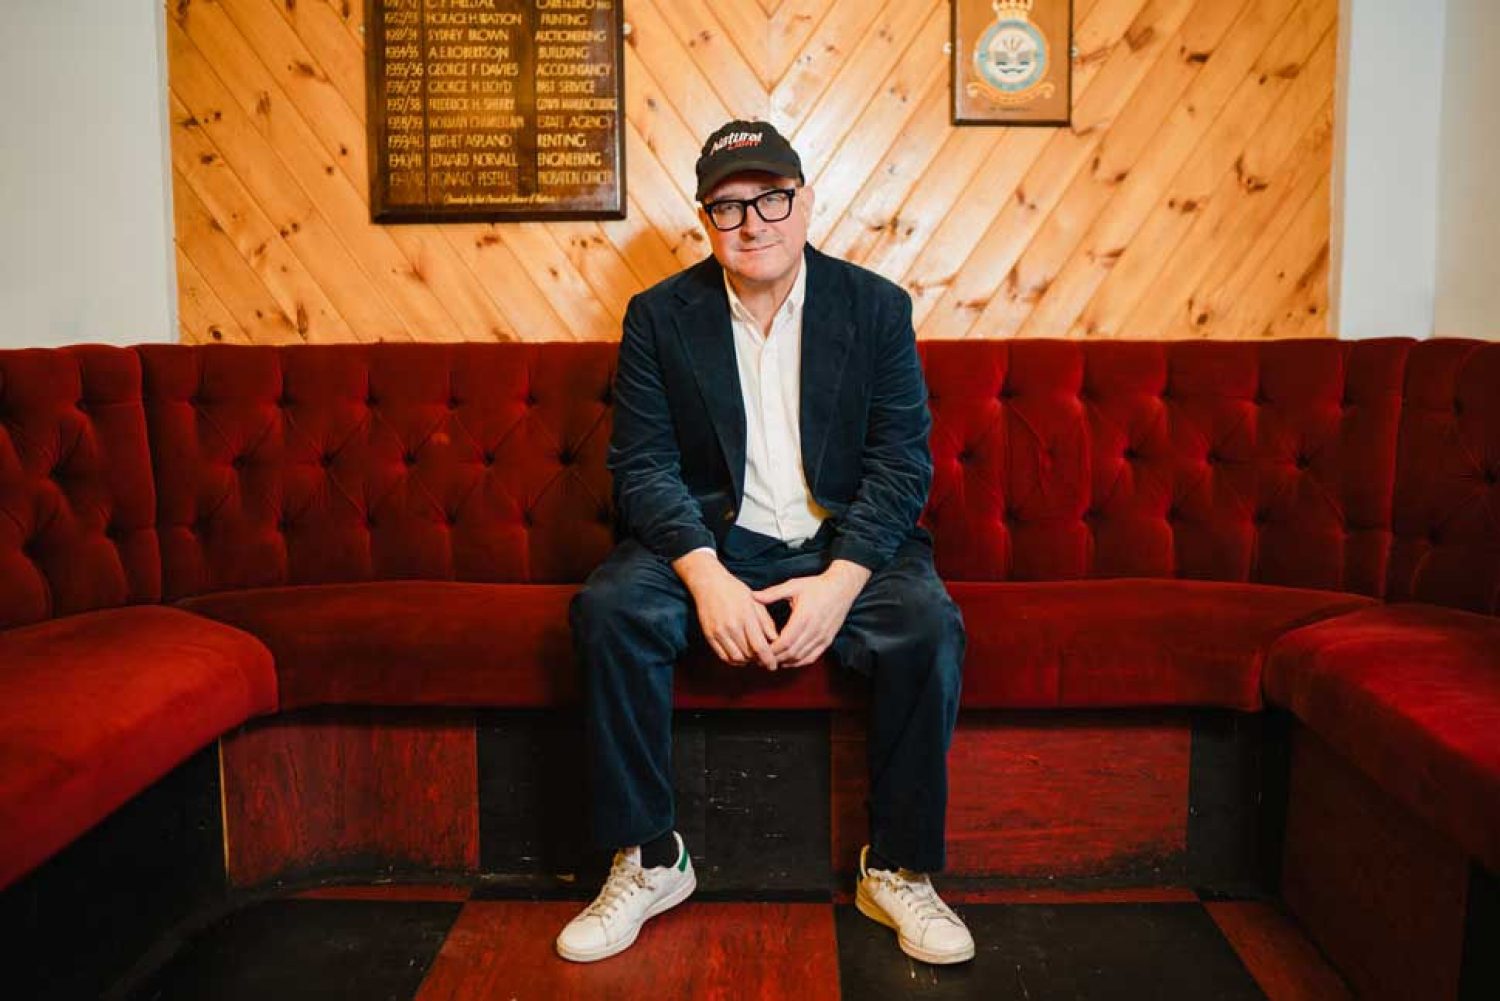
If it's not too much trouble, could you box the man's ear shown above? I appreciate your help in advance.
[799,185,816,222]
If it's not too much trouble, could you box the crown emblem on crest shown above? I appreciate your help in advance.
[992,0,1034,17]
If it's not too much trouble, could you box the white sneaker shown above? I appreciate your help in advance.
[856,845,975,965]
[555,831,697,962]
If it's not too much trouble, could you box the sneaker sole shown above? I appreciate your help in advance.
[555,869,698,963]
[855,881,976,966]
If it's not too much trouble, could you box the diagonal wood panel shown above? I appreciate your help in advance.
[168,0,1338,344]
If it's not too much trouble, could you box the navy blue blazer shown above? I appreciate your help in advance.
[607,245,934,573]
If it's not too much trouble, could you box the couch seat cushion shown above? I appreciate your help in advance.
[0,606,275,888]
[181,582,581,709]
[949,580,1375,710]
[1265,604,1500,872]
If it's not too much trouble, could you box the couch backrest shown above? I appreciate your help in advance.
[139,343,617,600]
[4,338,1495,621]
[1385,340,1500,614]
[919,340,1413,596]
[0,347,159,629]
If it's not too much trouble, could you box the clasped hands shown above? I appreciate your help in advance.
[672,551,871,671]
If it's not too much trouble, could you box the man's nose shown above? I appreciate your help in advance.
[740,210,769,238]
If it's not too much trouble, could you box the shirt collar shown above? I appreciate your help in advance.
[723,255,806,328]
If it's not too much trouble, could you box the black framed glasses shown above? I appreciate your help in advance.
[702,187,798,231]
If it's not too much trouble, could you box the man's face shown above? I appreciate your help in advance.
[699,171,814,291]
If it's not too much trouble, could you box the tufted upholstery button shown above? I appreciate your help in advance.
[447,396,461,410]
[1253,391,1269,406]
[1205,450,1220,465]
[521,510,534,527]
[365,515,378,530]
[320,453,334,469]
[277,518,290,533]
[997,385,1016,402]
[402,452,417,467]
[366,393,379,407]
[1484,468,1498,486]
[524,391,538,407]
[1428,528,1443,546]
[188,395,203,408]
[1123,447,1139,461]
[75,399,88,412]
[482,450,495,466]
[957,448,974,465]
[1293,454,1311,470]
[232,455,248,470]
[276,394,293,408]
[445,512,459,527]
[1453,400,1465,417]
[1167,506,1182,522]
[557,447,574,465]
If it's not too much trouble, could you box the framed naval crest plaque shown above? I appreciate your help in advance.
[953,0,1073,126]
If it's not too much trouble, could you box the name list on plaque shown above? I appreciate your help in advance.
[368,0,624,222]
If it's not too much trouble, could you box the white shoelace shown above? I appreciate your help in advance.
[876,870,960,927]
[582,854,654,920]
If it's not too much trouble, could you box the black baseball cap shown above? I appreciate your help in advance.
[694,120,803,202]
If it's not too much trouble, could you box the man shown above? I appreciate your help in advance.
[556,120,972,966]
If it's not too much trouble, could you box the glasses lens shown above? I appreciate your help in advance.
[756,190,793,222]
[707,201,745,231]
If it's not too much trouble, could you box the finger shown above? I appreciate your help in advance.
[752,582,792,604]
[744,621,778,671]
[754,603,779,644]
[715,632,747,665]
[771,614,805,658]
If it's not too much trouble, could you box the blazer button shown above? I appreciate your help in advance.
[723,508,735,521]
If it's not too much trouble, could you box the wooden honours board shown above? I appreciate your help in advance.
[367,0,625,222]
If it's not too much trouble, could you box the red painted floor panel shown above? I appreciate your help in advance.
[413,901,842,1001]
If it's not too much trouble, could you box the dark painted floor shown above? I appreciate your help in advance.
[126,886,1350,1000]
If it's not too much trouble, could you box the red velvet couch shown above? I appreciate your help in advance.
[3,339,1498,995]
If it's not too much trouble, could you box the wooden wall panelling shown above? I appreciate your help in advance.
[1012,0,1293,339]
[169,5,470,341]
[898,0,1152,320]
[986,0,1262,338]
[1088,0,1338,338]
[172,171,307,344]
[921,0,1204,338]
[169,0,1338,345]
[1200,109,1335,340]
[767,0,888,128]
[1128,17,1340,340]
[169,92,361,342]
[175,247,252,344]
[803,3,950,248]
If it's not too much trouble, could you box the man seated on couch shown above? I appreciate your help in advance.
[555,120,973,967]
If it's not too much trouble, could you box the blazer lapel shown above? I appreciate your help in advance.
[673,258,746,503]
[799,248,855,492]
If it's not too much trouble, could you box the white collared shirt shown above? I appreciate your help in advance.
[725,260,829,545]
[688,262,828,558]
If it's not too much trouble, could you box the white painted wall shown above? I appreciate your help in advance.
[0,2,175,348]
[1331,0,1448,339]
[1433,0,1500,339]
